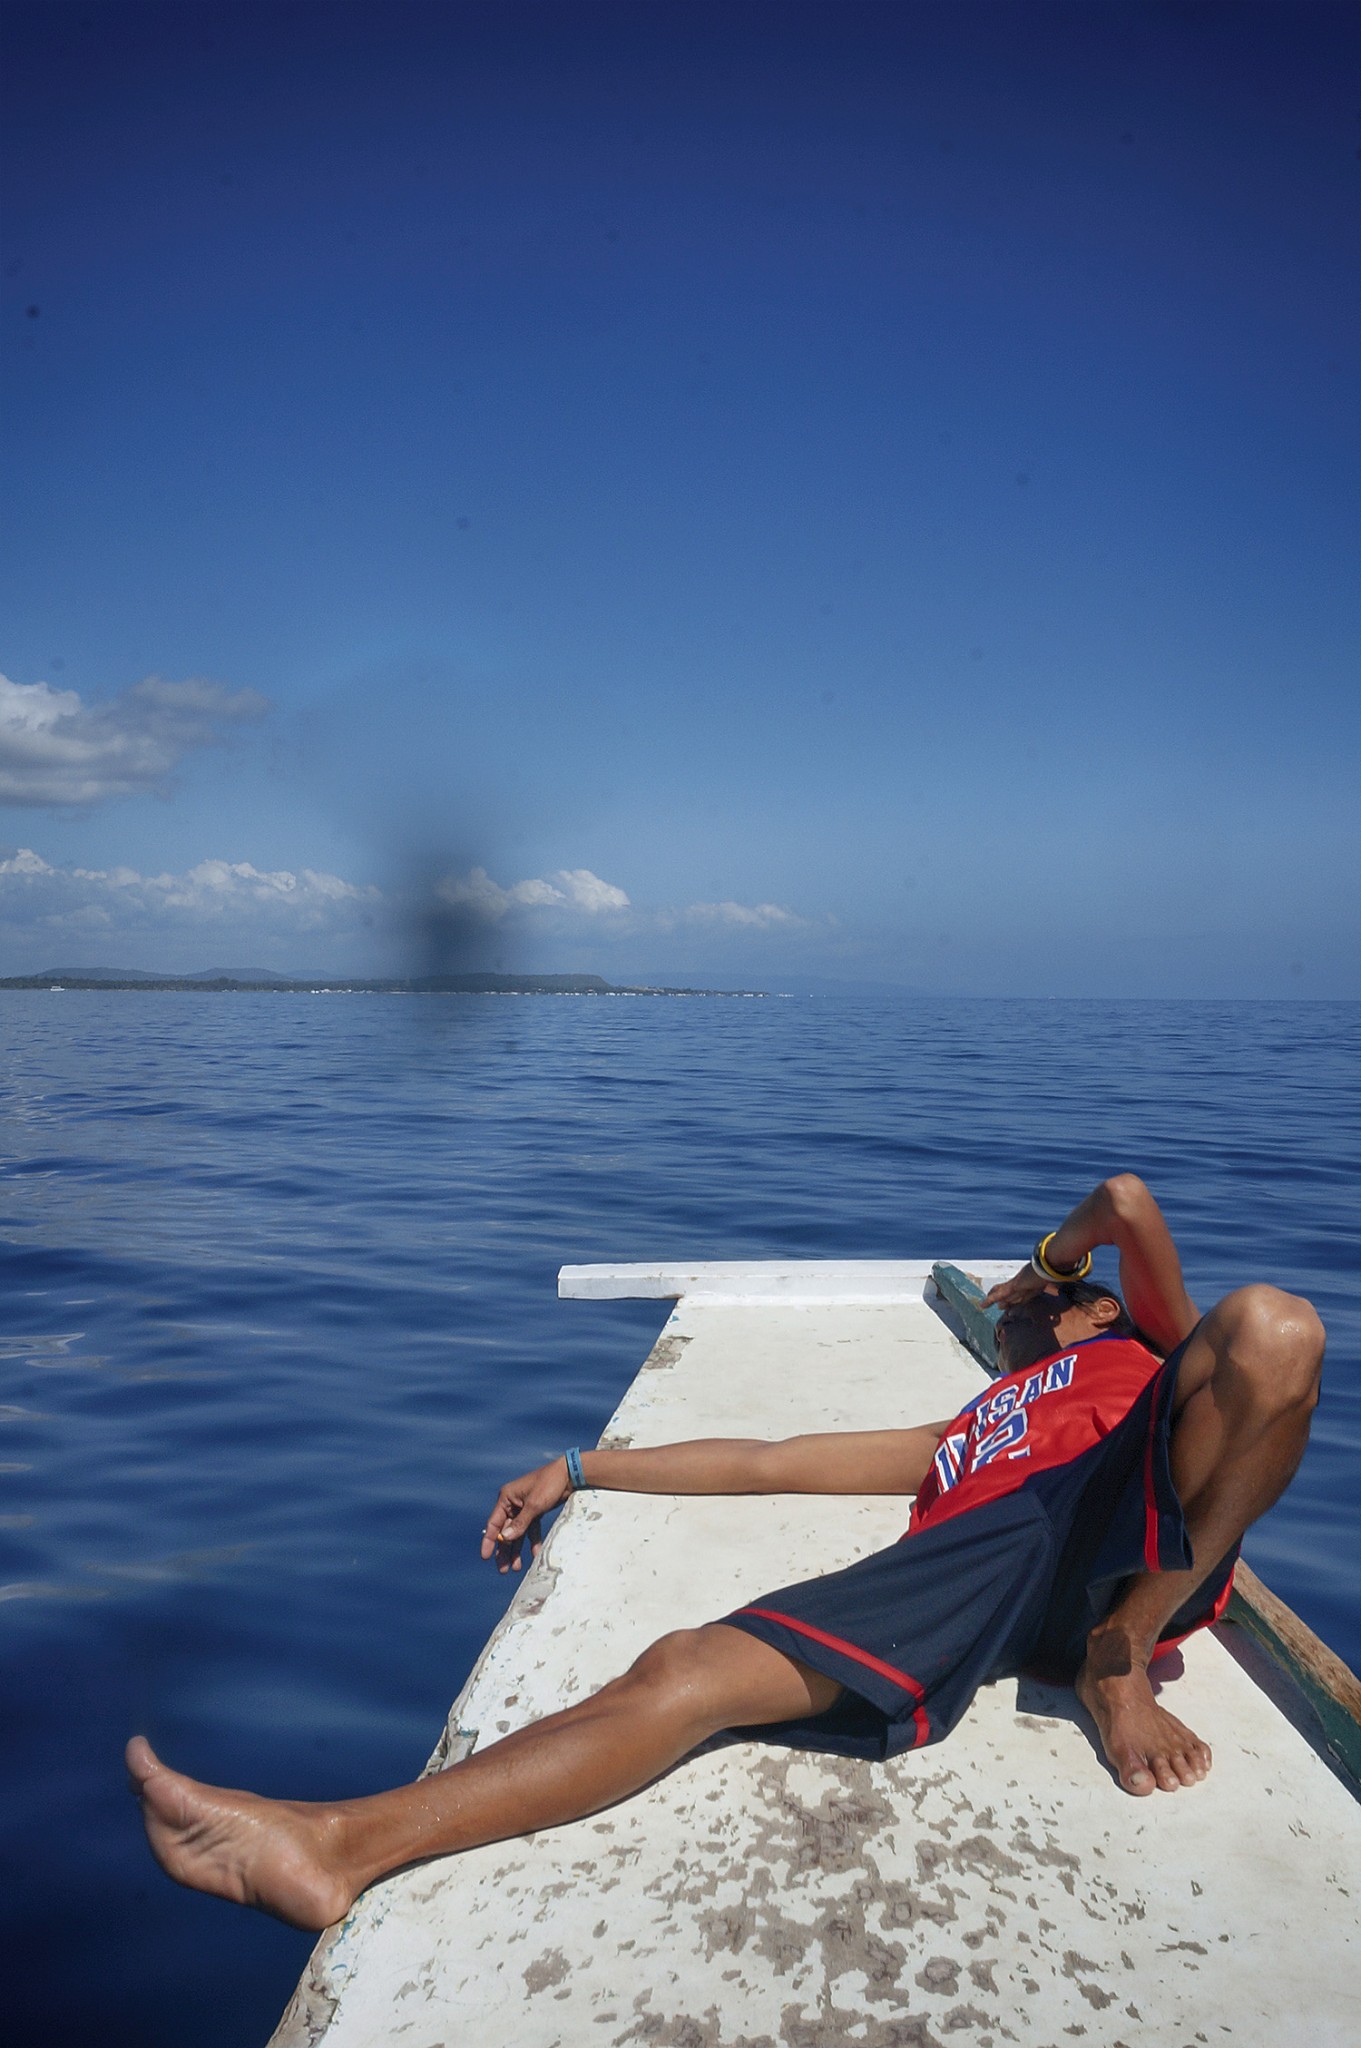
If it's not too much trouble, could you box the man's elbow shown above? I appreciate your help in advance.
[746,1438,799,1491]
[1103,1173,1153,1223]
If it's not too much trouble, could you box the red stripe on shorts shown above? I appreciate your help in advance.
[1153,1559,1238,1660]
[1142,1382,1162,1573]
[734,1605,931,1749]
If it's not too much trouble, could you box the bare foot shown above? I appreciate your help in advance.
[1075,1654,1212,1796]
[125,1736,355,1930]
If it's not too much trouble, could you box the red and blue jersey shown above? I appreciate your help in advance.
[909,1334,1166,1537]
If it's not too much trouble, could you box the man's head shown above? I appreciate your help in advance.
[994,1279,1136,1375]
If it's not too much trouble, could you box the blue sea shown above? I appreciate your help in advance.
[3,991,1358,2046]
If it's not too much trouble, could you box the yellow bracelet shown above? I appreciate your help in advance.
[1032,1233,1093,1283]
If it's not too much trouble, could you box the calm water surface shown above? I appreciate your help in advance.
[2,992,1357,2045]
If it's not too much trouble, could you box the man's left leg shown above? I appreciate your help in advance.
[1077,1284,1324,1795]
[127,1623,842,1928]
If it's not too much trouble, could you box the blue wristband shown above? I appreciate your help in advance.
[565,1446,588,1492]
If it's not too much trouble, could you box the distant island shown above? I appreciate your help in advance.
[1,967,763,997]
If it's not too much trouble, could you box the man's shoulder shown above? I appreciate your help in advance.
[1054,1332,1162,1372]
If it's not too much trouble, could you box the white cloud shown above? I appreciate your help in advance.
[553,868,632,913]
[434,865,631,920]
[150,858,379,919]
[0,848,813,976]
[0,849,379,963]
[430,867,801,935]
[0,672,268,807]
[681,899,806,929]
[428,867,812,958]
[0,845,51,877]
[0,852,635,972]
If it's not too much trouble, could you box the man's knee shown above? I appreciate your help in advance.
[625,1627,732,1720]
[1211,1284,1324,1413]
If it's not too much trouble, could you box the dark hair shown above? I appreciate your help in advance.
[1056,1278,1149,1347]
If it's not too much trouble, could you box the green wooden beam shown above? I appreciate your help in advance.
[1225,1565,1361,1796]
[930,1263,1002,1377]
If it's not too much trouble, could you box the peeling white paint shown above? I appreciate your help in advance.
[272,1268,1361,2048]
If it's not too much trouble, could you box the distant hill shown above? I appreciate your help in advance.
[3,969,759,997]
[39,965,296,984]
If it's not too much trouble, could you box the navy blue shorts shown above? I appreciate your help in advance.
[721,1338,1237,1762]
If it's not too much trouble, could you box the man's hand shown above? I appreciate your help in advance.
[480,1457,571,1574]
[983,1265,1048,1311]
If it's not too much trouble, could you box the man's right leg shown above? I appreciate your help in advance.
[1077,1283,1323,1795]
[126,1624,842,1930]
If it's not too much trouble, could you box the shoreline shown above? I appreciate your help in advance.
[0,974,765,997]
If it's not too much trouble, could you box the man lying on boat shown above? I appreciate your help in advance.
[127,1173,1323,1931]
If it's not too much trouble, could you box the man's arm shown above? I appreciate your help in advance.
[984,1173,1198,1355]
[481,1425,952,1571]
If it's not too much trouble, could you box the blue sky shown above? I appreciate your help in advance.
[2,1,1357,993]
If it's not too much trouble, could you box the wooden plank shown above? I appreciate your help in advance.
[1226,1562,1361,1792]
[929,1259,1002,1372]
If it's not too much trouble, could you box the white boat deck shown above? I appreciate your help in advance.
[273,1263,1361,2047]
